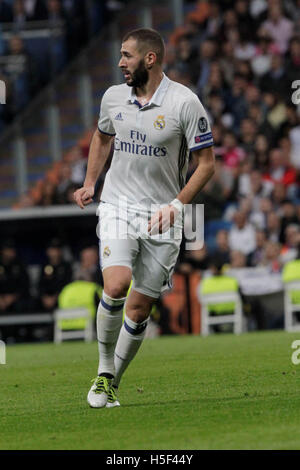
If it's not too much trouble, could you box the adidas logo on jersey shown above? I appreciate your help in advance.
[114,112,123,121]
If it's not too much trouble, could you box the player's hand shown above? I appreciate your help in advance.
[73,186,94,209]
[148,204,179,235]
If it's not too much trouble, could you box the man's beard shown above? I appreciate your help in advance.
[126,59,149,88]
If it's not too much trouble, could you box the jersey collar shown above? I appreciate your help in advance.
[127,73,170,108]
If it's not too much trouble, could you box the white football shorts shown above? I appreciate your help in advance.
[97,201,182,298]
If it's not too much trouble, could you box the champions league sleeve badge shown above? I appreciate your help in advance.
[198,117,208,133]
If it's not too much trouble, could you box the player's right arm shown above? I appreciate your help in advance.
[74,129,113,209]
[74,88,116,209]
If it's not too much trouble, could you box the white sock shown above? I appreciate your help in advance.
[97,291,126,376]
[113,313,149,387]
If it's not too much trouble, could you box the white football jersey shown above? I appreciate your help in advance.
[98,74,213,212]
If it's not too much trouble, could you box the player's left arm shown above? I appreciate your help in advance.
[148,93,215,235]
[148,146,215,234]
[176,145,215,204]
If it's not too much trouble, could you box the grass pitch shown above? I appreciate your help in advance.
[1,331,300,450]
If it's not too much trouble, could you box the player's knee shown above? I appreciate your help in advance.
[104,281,130,299]
[126,300,153,319]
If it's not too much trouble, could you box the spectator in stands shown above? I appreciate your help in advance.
[203,1,222,38]
[266,210,281,242]
[263,148,297,188]
[245,82,261,108]
[239,117,258,155]
[229,249,247,268]
[270,182,288,212]
[0,72,12,129]
[235,59,254,83]
[63,182,81,204]
[61,0,88,58]
[244,169,273,212]
[278,136,293,170]
[178,242,210,276]
[296,205,300,225]
[175,35,199,85]
[285,35,300,84]
[73,245,103,285]
[260,90,284,131]
[46,0,65,25]
[63,145,87,186]
[219,161,239,203]
[233,30,256,62]
[211,229,231,266]
[55,162,73,204]
[261,2,294,53]
[280,224,300,264]
[251,29,278,77]
[226,76,248,134]
[12,0,30,29]
[4,35,40,111]
[234,0,256,39]
[284,0,300,23]
[220,131,246,169]
[36,179,57,206]
[36,238,72,312]
[206,92,226,125]
[249,0,267,20]
[259,53,290,100]
[211,123,224,156]
[191,166,225,221]
[165,67,193,90]
[196,38,218,95]
[251,103,275,142]
[46,0,67,74]
[219,8,239,42]
[229,210,256,255]
[250,197,273,230]
[219,40,235,84]
[248,229,267,266]
[279,104,299,141]
[279,200,299,241]
[0,0,13,22]
[288,115,300,171]
[234,158,252,200]
[262,240,282,272]
[0,238,31,313]
[23,0,48,21]
[201,61,229,107]
[253,134,270,172]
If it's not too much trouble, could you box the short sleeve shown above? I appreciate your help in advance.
[180,94,213,151]
[97,90,116,136]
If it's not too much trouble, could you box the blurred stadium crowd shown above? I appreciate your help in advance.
[1,0,300,340]
[0,236,103,341]
[0,0,125,129]
[166,0,300,273]
[12,0,300,264]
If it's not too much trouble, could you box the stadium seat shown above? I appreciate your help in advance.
[53,307,93,343]
[282,260,300,332]
[198,290,243,336]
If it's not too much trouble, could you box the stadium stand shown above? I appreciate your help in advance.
[0,0,300,341]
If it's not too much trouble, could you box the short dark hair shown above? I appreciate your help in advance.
[122,28,165,65]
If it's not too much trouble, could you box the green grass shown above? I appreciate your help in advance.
[1,331,300,450]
